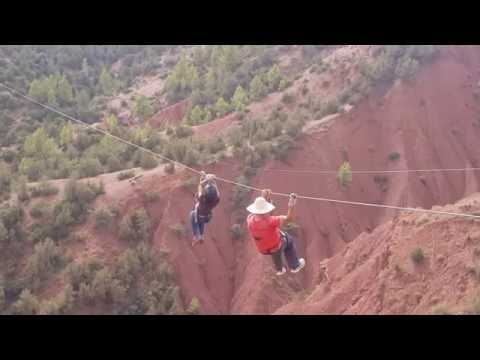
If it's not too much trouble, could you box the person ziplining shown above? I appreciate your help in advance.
[190,171,220,247]
[246,189,306,275]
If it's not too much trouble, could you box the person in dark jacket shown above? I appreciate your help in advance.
[190,172,220,247]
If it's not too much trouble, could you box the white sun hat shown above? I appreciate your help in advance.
[246,197,276,215]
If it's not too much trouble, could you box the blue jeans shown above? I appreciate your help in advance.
[190,209,211,240]
[270,231,301,271]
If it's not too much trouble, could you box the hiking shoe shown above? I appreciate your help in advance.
[291,258,306,273]
[276,267,287,276]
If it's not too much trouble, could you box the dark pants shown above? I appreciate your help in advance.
[270,231,301,271]
[190,209,211,240]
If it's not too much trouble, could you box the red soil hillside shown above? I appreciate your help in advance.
[48,46,480,314]
[274,193,480,315]
[143,45,480,314]
[148,100,188,129]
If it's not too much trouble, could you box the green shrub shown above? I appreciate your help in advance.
[117,170,135,181]
[324,100,340,115]
[431,305,452,315]
[29,182,59,198]
[388,152,400,161]
[272,135,295,162]
[339,88,353,104]
[52,179,104,237]
[113,248,142,288]
[94,208,114,230]
[1,149,16,163]
[16,177,30,203]
[174,125,193,139]
[13,289,40,315]
[145,191,160,203]
[207,137,226,154]
[119,208,151,243]
[0,222,7,245]
[30,202,51,219]
[186,297,201,315]
[301,85,309,96]
[410,247,425,264]
[281,93,295,104]
[77,157,102,178]
[231,176,252,210]
[0,204,24,244]
[284,119,301,138]
[183,149,199,167]
[65,259,103,291]
[106,156,123,172]
[90,268,126,304]
[139,153,158,170]
[230,224,244,240]
[169,223,187,238]
[38,285,75,315]
[87,181,105,197]
[51,203,74,239]
[164,163,175,174]
[471,292,480,315]
[25,238,65,284]
[395,56,419,81]
[28,222,51,244]
[337,162,353,189]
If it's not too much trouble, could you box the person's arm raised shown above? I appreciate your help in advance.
[284,193,297,223]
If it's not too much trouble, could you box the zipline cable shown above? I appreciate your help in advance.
[2,81,480,220]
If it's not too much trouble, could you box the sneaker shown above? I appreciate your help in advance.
[276,267,287,276]
[291,258,306,273]
[192,238,203,247]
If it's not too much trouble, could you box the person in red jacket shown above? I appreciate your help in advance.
[246,189,306,276]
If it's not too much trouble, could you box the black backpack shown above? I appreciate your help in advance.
[197,183,220,215]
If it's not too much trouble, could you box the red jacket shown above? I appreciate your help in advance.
[247,214,283,254]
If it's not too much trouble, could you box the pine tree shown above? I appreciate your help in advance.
[204,68,217,100]
[221,46,240,71]
[57,76,74,104]
[99,66,114,96]
[249,74,267,100]
[189,105,204,124]
[47,87,58,107]
[23,128,60,161]
[0,222,7,244]
[215,97,231,117]
[133,95,153,120]
[28,79,47,102]
[337,161,353,189]
[13,289,39,315]
[81,58,90,79]
[232,85,248,112]
[105,114,118,132]
[266,64,282,91]
[203,108,213,123]
[60,123,75,148]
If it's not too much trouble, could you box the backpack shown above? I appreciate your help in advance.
[197,183,220,215]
